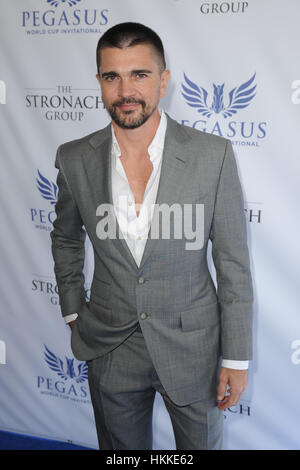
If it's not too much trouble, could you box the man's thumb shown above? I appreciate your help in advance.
[217,379,227,401]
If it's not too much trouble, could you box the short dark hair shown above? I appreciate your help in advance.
[96,22,166,74]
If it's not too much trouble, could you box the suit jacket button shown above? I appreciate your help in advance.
[138,277,145,284]
[140,312,148,320]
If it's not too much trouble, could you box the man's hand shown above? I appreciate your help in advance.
[217,367,248,410]
[68,320,76,330]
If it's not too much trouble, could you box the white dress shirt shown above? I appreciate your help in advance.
[111,109,166,267]
[64,109,248,370]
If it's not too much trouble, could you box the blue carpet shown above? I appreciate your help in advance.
[0,430,93,450]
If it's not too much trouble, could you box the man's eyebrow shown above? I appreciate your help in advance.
[131,69,153,74]
[100,71,118,78]
[100,69,153,78]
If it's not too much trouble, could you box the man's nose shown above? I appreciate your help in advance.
[117,77,135,97]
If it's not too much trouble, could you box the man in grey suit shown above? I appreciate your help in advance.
[51,22,253,450]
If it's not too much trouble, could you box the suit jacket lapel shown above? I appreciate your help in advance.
[81,123,140,271]
[139,115,190,269]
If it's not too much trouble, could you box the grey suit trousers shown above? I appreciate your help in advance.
[87,327,223,450]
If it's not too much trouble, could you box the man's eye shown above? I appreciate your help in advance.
[104,75,117,81]
[135,73,147,79]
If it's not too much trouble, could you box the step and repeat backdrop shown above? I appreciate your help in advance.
[0,0,300,450]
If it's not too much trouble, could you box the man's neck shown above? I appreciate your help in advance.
[112,108,161,159]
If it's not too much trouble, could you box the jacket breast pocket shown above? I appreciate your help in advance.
[180,301,219,333]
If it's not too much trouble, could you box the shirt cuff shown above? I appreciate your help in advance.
[64,313,78,324]
[221,359,249,370]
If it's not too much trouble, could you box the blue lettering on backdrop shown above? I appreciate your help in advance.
[180,72,267,145]
[22,8,109,29]
[36,346,90,402]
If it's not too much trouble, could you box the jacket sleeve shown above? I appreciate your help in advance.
[209,140,253,361]
[50,145,87,317]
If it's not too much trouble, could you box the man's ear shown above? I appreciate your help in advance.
[160,69,170,99]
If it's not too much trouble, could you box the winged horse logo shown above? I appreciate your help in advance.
[181,73,257,119]
[36,170,57,205]
[44,345,88,383]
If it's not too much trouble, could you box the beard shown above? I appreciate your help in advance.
[105,97,156,129]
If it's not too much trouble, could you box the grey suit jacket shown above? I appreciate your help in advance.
[51,114,253,406]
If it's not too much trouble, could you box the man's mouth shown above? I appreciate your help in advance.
[118,102,140,111]
[113,99,145,112]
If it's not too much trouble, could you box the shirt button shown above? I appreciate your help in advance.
[138,277,145,284]
[137,236,142,240]
[128,201,133,206]
[140,312,148,320]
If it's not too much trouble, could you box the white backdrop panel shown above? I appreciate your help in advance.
[0,0,299,450]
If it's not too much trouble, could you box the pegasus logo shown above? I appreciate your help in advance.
[44,345,88,383]
[36,170,57,205]
[46,0,81,7]
[181,73,256,118]
[31,170,57,230]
